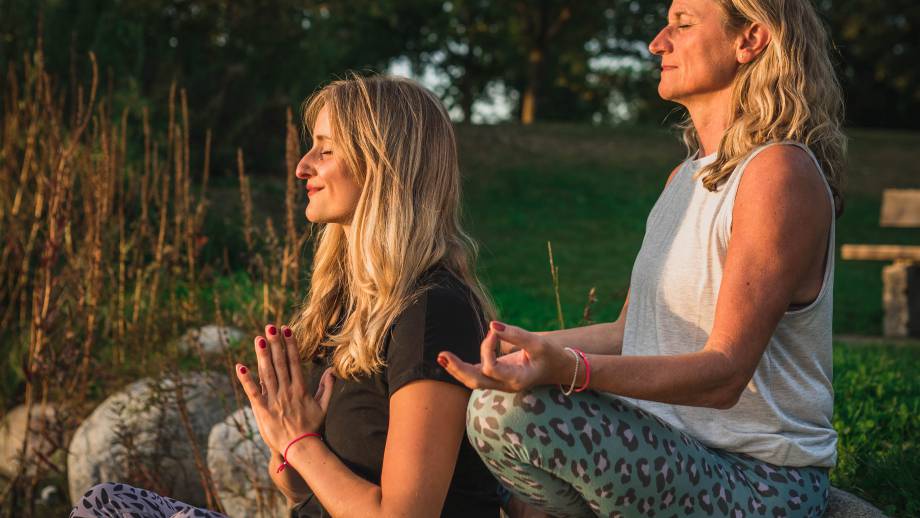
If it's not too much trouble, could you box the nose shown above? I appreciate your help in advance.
[648,26,672,56]
[295,152,314,180]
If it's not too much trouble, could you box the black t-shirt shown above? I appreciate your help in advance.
[291,267,500,518]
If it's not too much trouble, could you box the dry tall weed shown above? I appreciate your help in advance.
[1,44,309,515]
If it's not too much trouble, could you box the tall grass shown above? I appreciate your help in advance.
[0,46,310,515]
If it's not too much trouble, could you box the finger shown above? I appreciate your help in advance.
[235,364,264,405]
[281,325,305,389]
[313,367,332,400]
[490,321,543,354]
[315,368,335,413]
[265,324,291,387]
[480,329,499,376]
[498,339,521,355]
[437,352,506,391]
[254,336,278,395]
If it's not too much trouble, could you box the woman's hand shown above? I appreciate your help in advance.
[236,324,335,454]
[438,321,572,392]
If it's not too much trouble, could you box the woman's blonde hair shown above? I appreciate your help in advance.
[682,0,847,215]
[289,74,495,379]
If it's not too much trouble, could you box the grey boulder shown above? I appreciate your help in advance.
[177,325,246,355]
[67,371,234,507]
[0,403,60,477]
[826,486,888,518]
[207,406,290,518]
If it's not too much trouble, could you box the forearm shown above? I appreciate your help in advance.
[286,437,389,517]
[267,448,312,506]
[538,320,625,356]
[569,349,745,409]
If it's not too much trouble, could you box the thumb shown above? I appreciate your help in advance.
[315,367,335,413]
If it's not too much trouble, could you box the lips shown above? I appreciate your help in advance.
[307,186,323,197]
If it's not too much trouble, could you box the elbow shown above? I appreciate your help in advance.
[698,349,752,409]
[708,387,743,409]
[705,376,748,410]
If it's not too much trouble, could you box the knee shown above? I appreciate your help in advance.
[466,387,556,457]
[72,482,122,516]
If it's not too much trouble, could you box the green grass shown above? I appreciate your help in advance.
[832,343,920,516]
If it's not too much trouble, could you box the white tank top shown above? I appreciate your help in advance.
[621,141,837,468]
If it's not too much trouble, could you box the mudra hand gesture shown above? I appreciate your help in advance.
[235,324,335,454]
[438,321,573,392]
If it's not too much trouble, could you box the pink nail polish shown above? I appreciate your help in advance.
[268,325,277,336]
[437,355,448,367]
[258,338,267,349]
[491,321,506,331]
[283,327,292,338]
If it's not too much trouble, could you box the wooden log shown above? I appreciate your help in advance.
[840,244,920,262]
[880,189,920,228]
[882,263,920,338]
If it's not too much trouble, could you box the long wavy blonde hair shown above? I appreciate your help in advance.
[683,0,847,215]
[288,74,495,379]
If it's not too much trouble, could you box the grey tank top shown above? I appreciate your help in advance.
[621,141,837,468]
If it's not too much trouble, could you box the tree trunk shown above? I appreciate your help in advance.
[520,48,542,125]
[517,2,571,125]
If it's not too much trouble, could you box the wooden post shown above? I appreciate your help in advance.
[882,263,920,338]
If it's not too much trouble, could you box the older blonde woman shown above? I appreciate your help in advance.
[440,0,845,517]
[71,76,500,518]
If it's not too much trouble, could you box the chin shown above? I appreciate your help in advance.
[657,82,674,102]
[305,207,322,224]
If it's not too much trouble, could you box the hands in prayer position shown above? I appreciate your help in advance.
[235,325,334,456]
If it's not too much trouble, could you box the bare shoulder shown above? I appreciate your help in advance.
[736,144,830,218]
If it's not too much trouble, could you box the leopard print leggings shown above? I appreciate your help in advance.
[69,482,228,518]
[467,387,829,518]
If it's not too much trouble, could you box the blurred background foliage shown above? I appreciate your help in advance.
[3,0,917,174]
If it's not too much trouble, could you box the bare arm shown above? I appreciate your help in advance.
[284,380,469,517]
[533,293,629,355]
[561,147,831,407]
[443,147,831,409]
[267,447,311,507]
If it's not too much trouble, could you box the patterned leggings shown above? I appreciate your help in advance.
[467,387,829,518]
[69,482,228,518]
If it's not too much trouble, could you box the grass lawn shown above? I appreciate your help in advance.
[221,123,920,514]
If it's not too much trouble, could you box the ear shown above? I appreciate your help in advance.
[736,22,770,64]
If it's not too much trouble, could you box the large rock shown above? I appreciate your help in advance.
[67,371,235,507]
[0,404,60,477]
[177,325,246,355]
[207,407,289,518]
[826,486,887,518]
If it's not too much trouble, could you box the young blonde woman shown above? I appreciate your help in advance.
[70,76,500,517]
[440,0,845,517]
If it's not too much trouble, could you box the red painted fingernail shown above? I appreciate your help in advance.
[437,355,448,367]
[239,365,248,374]
[283,327,292,337]
[258,338,267,349]
[268,325,277,336]
[491,321,506,331]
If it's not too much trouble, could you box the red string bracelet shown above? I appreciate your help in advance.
[572,348,591,392]
[276,432,322,473]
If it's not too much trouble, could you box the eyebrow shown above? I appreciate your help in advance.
[313,134,333,142]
